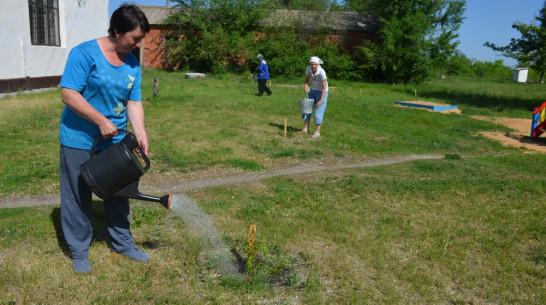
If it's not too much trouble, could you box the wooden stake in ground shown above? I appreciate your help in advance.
[248,224,256,267]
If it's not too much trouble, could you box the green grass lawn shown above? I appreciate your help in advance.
[0,71,545,304]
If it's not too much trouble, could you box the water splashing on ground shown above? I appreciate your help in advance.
[169,194,241,278]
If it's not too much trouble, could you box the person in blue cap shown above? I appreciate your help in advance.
[255,54,272,96]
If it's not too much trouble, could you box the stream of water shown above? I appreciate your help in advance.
[169,194,241,278]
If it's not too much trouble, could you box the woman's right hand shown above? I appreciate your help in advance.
[61,88,118,139]
[98,119,118,139]
[304,84,310,93]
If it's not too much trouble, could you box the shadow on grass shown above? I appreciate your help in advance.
[417,90,541,112]
[504,132,546,147]
[50,201,111,258]
[268,122,299,134]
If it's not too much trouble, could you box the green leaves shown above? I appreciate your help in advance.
[167,0,270,73]
[361,0,466,84]
[165,0,467,84]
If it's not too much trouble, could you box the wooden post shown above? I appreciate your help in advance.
[284,118,287,137]
[249,224,256,248]
[248,224,256,267]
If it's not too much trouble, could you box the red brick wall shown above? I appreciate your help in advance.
[142,26,174,69]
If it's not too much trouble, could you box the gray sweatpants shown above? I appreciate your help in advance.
[59,145,136,259]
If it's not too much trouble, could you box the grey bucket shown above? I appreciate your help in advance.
[299,98,314,114]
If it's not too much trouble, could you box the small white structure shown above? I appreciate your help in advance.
[0,0,108,93]
[185,73,206,79]
[512,67,529,83]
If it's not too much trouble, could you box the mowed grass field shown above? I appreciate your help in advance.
[0,70,545,304]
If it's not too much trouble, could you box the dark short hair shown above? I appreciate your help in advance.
[108,4,150,37]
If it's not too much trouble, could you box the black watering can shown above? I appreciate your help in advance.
[80,130,171,209]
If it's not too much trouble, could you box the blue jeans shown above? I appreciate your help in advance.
[302,89,328,124]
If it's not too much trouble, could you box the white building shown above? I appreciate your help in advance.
[0,0,109,93]
[512,67,529,83]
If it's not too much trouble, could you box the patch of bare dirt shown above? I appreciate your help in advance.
[471,116,546,153]
[395,102,545,152]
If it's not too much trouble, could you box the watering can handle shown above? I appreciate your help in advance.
[90,129,150,172]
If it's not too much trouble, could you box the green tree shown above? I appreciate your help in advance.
[252,28,311,77]
[272,0,339,11]
[484,1,546,83]
[356,0,466,84]
[165,0,354,76]
[443,51,472,76]
[166,0,272,73]
[343,0,370,12]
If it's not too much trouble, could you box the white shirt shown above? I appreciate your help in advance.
[305,66,328,91]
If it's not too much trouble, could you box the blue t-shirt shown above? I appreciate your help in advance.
[59,39,142,150]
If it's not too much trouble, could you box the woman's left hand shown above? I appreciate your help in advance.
[126,100,148,156]
[136,137,149,157]
[317,100,322,109]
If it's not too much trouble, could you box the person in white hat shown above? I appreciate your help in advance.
[298,56,328,138]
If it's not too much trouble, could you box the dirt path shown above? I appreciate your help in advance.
[2,113,544,209]
[0,154,444,209]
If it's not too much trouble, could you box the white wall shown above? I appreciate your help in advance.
[0,0,108,80]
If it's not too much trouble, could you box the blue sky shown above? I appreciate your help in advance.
[109,0,545,67]
[459,0,544,67]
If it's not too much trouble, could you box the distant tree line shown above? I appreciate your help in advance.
[444,54,515,79]
[165,0,543,84]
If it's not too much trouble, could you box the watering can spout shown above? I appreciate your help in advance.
[160,194,172,209]
[114,180,172,209]
[129,191,171,209]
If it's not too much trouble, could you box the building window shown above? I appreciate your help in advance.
[29,0,60,46]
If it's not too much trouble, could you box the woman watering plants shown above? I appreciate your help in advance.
[59,4,151,274]
[298,56,329,138]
